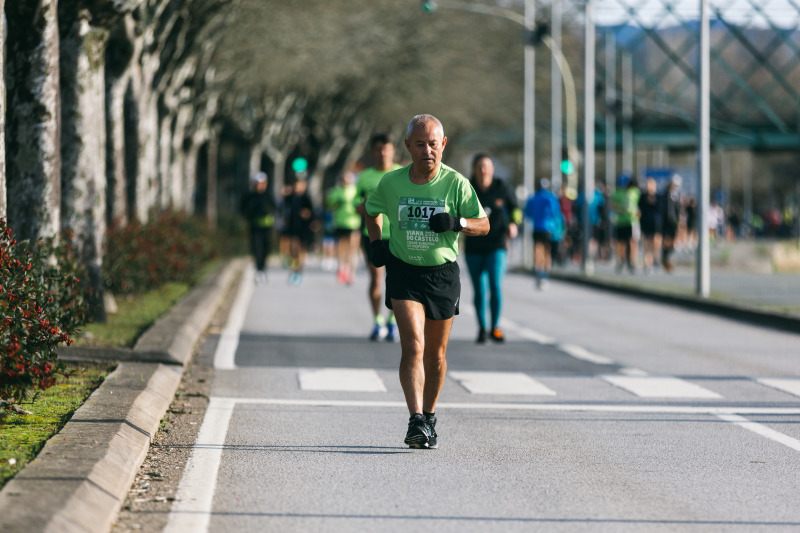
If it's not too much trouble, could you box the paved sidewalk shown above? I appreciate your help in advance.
[557,263,800,317]
[546,242,800,334]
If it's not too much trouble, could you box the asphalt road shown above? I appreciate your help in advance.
[163,262,800,533]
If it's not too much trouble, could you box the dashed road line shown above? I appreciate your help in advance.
[213,263,254,370]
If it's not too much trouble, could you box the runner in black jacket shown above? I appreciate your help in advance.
[464,154,521,343]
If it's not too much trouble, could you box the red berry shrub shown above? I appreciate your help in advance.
[104,212,217,295]
[0,220,92,404]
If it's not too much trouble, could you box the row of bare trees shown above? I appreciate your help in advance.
[1,0,532,301]
[2,0,238,294]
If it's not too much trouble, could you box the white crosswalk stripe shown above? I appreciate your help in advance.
[448,371,557,395]
[298,368,387,392]
[757,378,800,398]
[601,375,723,399]
[293,368,800,401]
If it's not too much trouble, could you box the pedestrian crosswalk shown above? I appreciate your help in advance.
[449,371,556,396]
[294,367,800,400]
[601,375,722,399]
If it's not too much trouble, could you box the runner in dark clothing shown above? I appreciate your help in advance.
[241,172,277,284]
[660,175,682,272]
[464,154,521,344]
[638,177,662,273]
[284,177,314,285]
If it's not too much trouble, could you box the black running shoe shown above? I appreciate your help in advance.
[404,414,431,448]
[476,328,487,344]
[425,413,438,449]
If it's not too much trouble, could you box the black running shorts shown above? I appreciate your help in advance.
[615,224,633,241]
[533,230,552,244]
[385,253,460,320]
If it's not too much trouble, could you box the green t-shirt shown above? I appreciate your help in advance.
[326,184,361,230]
[365,164,486,266]
[356,164,402,238]
[612,187,641,227]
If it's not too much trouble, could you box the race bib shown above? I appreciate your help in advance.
[398,197,445,231]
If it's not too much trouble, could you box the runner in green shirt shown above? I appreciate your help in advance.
[611,173,641,273]
[355,133,403,341]
[365,114,488,449]
[326,170,361,284]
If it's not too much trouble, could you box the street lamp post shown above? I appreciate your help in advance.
[582,0,595,276]
[421,0,536,269]
[697,0,711,297]
[523,0,536,270]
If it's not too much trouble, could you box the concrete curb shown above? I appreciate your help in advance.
[551,272,800,335]
[132,259,243,365]
[0,258,248,533]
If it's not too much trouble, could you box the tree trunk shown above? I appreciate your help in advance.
[206,129,220,229]
[158,112,173,209]
[59,7,109,321]
[185,141,201,214]
[249,144,264,178]
[136,94,159,221]
[171,105,193,212]
[106,74,130,226]
[263,146,288,202]
[5,0,62,241]
[0,0,7,220]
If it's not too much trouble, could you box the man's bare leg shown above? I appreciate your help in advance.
[422,316,452,413]
[392,299,453,415]
[367,263,382,316]
[392,299,426,415]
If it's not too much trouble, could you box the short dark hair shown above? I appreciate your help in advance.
[471,152,492,169]
[370,132,393,147]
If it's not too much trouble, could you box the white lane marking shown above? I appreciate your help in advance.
[449,371,556,395]
[757,378,800,398]
[716,413,800,452]
[298,368,387,392]
[165,397,236,533]
[620,367,650,376]
[558,343,614,365]
[499,319,557,345]
[500,318,617,366]
[601,375,723,399]
[213,263,255,370]
[221,397,800,416]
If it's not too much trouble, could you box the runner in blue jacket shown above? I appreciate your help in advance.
[524,178,563,289]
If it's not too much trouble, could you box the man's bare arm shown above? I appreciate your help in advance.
[461,217,489,237]
[365,213,383,242]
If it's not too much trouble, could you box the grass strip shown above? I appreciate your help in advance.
[0,259,224,488]
[76,259,223,348]
[76,282,192,347]
[0,362,114,488]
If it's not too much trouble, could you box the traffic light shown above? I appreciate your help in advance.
[560,148,574,175]
[291,157,308,174]
[421,1,437,13]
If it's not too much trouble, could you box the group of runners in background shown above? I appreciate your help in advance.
[239,113,717,450]
[241,126,707,348]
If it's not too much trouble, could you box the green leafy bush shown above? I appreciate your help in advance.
[0,220,91,405]
[103,212,219,295]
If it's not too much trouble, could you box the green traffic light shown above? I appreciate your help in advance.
[291,157,308,173]
[560,159,575,175]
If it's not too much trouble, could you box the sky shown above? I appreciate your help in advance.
[592,0,800,29]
